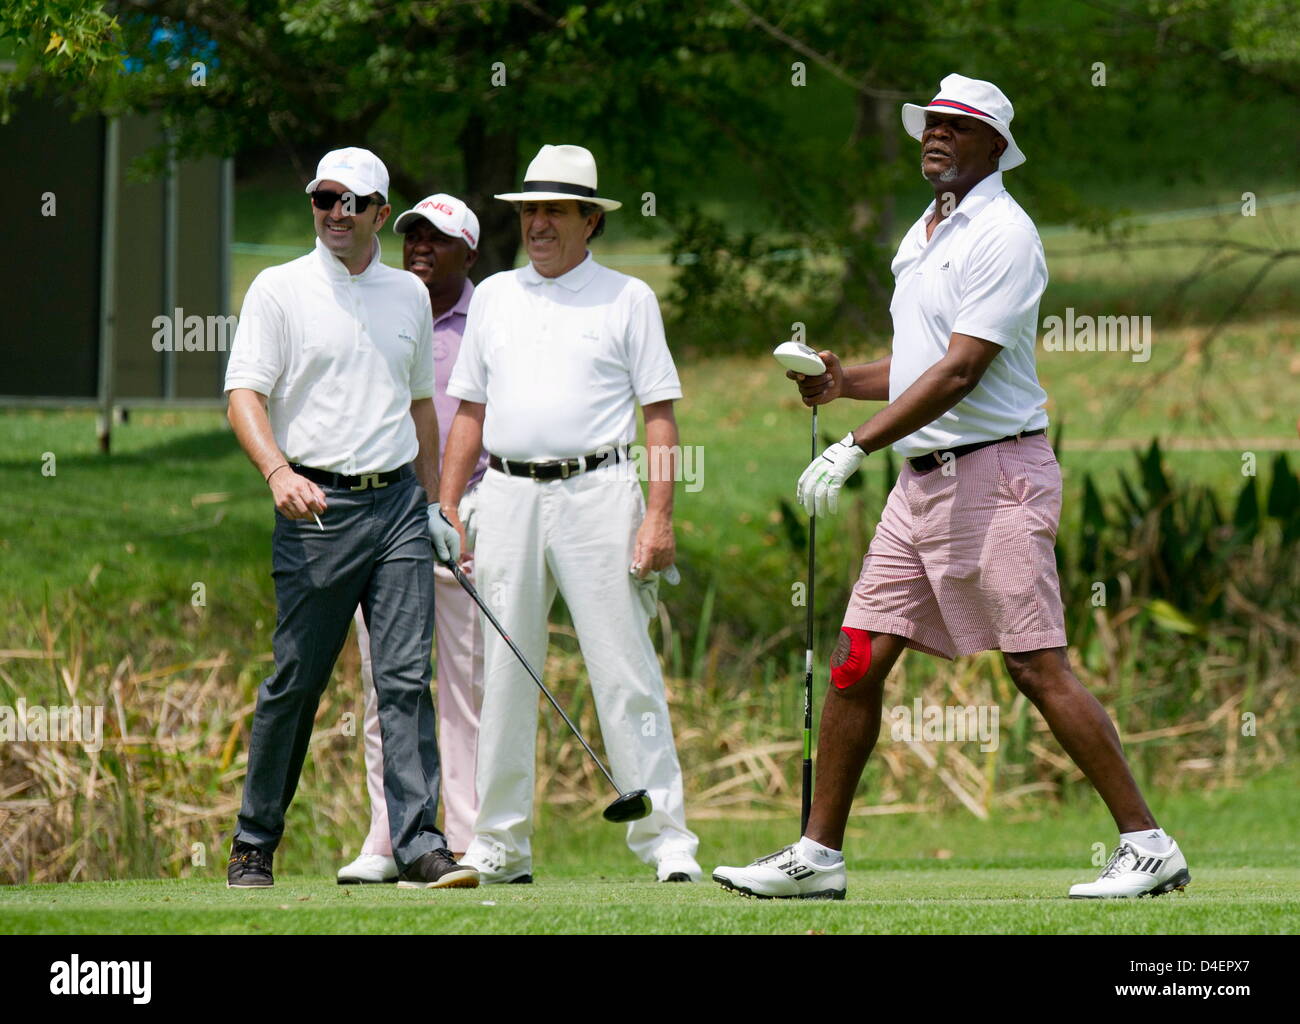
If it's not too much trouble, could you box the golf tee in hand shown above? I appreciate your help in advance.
[797,433,867,516]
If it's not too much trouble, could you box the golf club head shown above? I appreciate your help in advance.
[603,789,652,823]
[772,341,825,376]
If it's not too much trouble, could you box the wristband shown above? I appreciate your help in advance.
[266,463,290,483]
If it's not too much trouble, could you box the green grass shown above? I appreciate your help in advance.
[3,763,1296,934]
[3,179,1295,910]
[2,320,1296,606]
[3,871,1294,935]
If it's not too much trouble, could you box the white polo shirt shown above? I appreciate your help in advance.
[224,237,435,474]
[447,252,682,460]
[888,171,1050,458]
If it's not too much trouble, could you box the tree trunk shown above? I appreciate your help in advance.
[835,90,899,329]
[872,93,898,246]
[459,113,520,282]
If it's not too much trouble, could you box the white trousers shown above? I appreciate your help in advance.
[468,465,698,868]
[355,555,484,854]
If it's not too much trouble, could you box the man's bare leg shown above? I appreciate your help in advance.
[803,632,910,850]
[1003,646,1157,833]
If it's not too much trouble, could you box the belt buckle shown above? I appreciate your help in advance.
[351,473,387,491]
[560,460,571,479]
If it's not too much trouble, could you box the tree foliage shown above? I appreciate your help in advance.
[2,0,1293,344]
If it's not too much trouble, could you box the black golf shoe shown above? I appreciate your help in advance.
[227,840,274,888]
[396,848,480,889]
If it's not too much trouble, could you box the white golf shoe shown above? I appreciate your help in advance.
[713,845,846,900]
[656,851,703,882]
[336,853,397,884]
[460,837,533,885]
[1069,836,1191,898]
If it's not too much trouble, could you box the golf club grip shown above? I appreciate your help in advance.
[438,553,622,792]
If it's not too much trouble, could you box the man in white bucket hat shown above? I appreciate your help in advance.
[439,144,702,883]
[715,75,1189,901]
[338,192,493,883]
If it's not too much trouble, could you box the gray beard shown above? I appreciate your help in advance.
[921,160,961,183]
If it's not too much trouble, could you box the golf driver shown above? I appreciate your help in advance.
[437,553,652,823]
[772,340,825,834]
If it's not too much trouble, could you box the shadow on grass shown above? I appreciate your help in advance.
[0,428,241,471]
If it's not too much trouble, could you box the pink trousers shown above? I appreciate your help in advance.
[844,433,1068,658]
[355,556,484,854]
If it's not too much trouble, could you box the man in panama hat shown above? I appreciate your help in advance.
[439,145,702,884]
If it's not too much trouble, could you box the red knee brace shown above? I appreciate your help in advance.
[830,627,872,689]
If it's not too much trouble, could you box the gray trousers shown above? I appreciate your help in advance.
[234,471,445,870]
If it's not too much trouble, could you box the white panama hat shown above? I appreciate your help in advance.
[901,74,1026,171]
[494,144,622,211]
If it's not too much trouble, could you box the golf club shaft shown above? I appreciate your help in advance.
[440,555,624,795]
[802,406,816,834]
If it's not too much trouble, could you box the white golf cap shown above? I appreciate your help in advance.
[901,74,1026,170]
[392,193,480,250]
[305,146,391,198]
[495,144,621,211]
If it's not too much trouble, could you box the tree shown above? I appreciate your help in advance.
[3,1,782,279]
[3,0,1291,347]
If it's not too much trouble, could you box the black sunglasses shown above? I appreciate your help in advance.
[310,189,382,214]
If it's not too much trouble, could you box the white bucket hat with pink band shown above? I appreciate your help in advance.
[901,74,1026,171]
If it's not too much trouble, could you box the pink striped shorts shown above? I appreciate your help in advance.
[843,433,1067,659]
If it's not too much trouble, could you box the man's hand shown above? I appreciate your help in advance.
[631,510,675,577]
[788,350,844,406]
[427,502,462,563]
[796,433,867,516]
[456,491,479,551]
[439,505,471,565]
[269,467,327,520]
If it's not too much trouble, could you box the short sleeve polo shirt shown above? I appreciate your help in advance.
[446,252,682,460]
[224,236,435,474]
[888,171,1050,458]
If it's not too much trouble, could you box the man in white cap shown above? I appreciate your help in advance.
[714,76,1189,900]
[438,144,702,883]
[223,148,474,890]
[337,194,491,883]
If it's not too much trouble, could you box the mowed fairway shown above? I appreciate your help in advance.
[3,768,1296,935]
[2,870,1295,936]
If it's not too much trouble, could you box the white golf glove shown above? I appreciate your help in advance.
[629,563,679,618]
[427,502,461,563]
[797,433,866,516]
[630,570,660,618]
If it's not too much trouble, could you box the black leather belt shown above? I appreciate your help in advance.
[489,447,625,481]
[907,429,1046,474]
[289,462,414,490]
